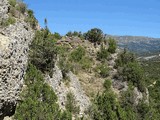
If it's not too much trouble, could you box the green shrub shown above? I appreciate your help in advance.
[137,102,150,119]
[97,45,109,61]
[89,91,122,120]
[108,38,117,53]
[59,58,72,79]
[57,46,72,78]
[89,80,151,120]
[66,31,72,37]
[80,56,93,71]
[9,0,16,7]
[17,1,26,14]
[103,79,112,90]
[25,17,37,29]
[65,92,80,114]
[29,30,56,75]
[119,62,145,92]
[115,49,135,68]
[14,64,72,120]
[115,50,146,92]
[84,28,104,43]
[9,7,17,17]
[58,45,92,74]
[70,46,86,62]
[95,63,109,78]
[53,32,61,40]
[25,9,38,29]
[120,87,138,119]
[1,16,16,27]
[27,9,34,18]
[56,45,69,56]
[66,31,84,39]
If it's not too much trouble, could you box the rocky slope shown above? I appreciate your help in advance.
[0,0,152,119]
[52,37,149,118]
[0,0,34,119]
[45,64,90,118]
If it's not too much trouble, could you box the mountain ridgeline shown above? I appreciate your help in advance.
[0,0,160,120]
[106,35,160,56]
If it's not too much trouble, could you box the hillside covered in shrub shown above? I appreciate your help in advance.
[1,0,160,120]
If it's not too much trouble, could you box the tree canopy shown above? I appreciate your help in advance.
[84,28,104,43]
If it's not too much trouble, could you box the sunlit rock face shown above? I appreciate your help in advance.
[0,14,34,120]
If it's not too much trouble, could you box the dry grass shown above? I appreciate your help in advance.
[77,71,105,100]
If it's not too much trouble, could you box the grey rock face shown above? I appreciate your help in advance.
[0,0,9,24]
[45,64,91,118]
[0,21,34,118]
[45,65,68,110]
[67,72,91,115]
[133,87,143,105]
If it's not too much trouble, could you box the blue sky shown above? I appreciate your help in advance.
[24,0,160,38]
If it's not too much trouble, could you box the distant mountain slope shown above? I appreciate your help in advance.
[106,35,160,56]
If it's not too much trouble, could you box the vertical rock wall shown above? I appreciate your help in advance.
[0,21,34,118]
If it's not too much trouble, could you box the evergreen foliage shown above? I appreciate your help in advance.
[142,61,160,119]
[25,9,37,29]
[66,31,84,39]
[9,0,16,7]
[29,29,56,75]
[97,45,109,61]
[17,1,26,14]
[89,80,128,120]
[115,50,145,92]
[1,16,16,27]
[103,79,112,90]
[84,28,104,43]
[70,46,86,62]
[65,92,80,114]
[8,3,160,118]
[108,38,117,53]
[53,32,61,40]
[14,64,71,120]
[95,63,109,78]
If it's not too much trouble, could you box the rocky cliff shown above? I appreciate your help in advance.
[0,0,34,118]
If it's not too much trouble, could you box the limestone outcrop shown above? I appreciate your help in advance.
[0,21,34,119]
[0,0,9,23]
[45,64,91,118]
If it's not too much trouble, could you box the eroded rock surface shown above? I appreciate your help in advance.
[0,0,9,23]
[0,21,34,119]
[45,65,91,118]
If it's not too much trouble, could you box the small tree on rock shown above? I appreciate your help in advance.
[85,28,104,44]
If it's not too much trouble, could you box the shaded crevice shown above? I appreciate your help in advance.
[0,101,16,119]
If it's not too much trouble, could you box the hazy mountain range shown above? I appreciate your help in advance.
[106,35,160,57]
